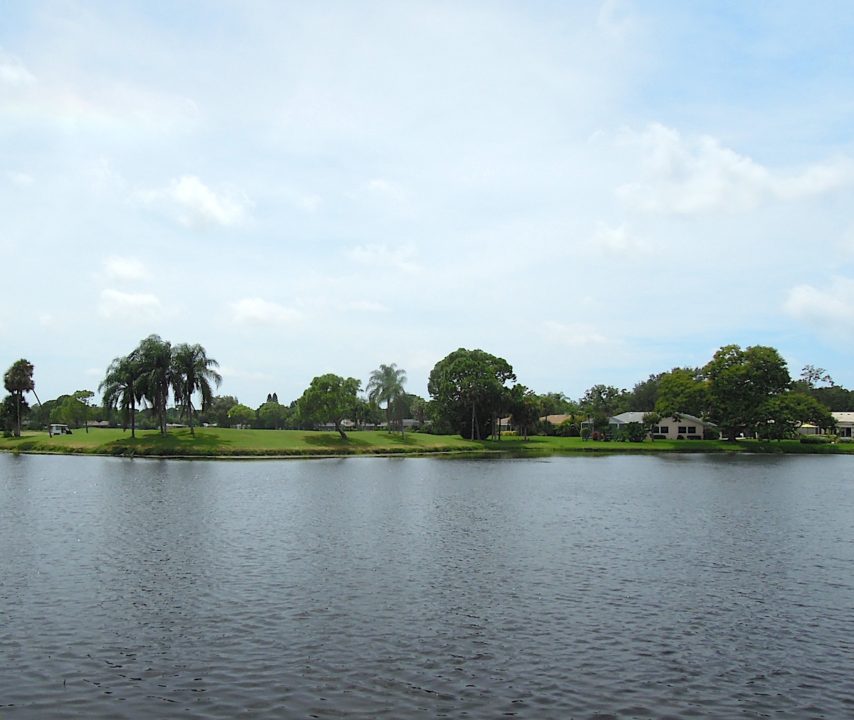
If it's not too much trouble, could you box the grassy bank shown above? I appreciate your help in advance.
[2,427,853,458]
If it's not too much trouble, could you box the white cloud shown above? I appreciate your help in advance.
[347,243,419,273]
[784,277,854,336]
[103,256,149,282]
[139,175,249,228]
[98,289,163,321]
[542,320,611,348]
[617,123,852,214]
[6,171,34,187]
[589,222,648,254]
[0,50,35,86]
[229,297,301,325]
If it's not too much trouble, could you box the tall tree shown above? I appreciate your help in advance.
[755,392,836,440]
[100,355,141,437]
[257,399,288,429]
[298,374,361,439]
[628,373,664,411]
[655,367,707,418]
[74,390,94,433]
[367,363,407,435]
[171,343,222,435]
[579,384,630,417]
[227,403,255,428]
[800,364,834,389]
[135,335,174,435]
[704,344,791,441]
[202,395,239,427]
[428,348,515,440]
[507,384,540,441]
[3,359,35,437]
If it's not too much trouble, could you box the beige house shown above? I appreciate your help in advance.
[580,411,714,439]
[799,411,854,437]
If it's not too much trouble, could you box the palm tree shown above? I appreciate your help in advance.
[367,363,407,435]
[4,358,35,437]
[171,343,222,435]
[99,354,140,437]
[135,335,174,435]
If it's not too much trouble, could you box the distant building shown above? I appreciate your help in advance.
[582,412,715,439]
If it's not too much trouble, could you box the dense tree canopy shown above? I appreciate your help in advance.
[507,384,540,440]
[579,384,629,418]
[655,367,707,419]
[428,348,515,440]
[298,374,361,439]
[704,345,791,441]
[227,403,255,427]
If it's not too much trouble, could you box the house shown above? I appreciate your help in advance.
[799,411,854,437]
[581,412,715,439]
[833,412,854,438]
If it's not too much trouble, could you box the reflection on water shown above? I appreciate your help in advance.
[1,453,853,718]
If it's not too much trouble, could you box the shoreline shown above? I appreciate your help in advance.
[2,427,850,460]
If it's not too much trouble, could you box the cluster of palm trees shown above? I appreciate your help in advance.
[99,335,221,437]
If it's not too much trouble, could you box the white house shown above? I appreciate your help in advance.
[582,412,715,439]
[799,411,854,437]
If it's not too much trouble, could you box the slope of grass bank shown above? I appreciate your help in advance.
[2,427,853,458]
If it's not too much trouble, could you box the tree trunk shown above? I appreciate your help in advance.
[335,420,347,440]
[15,391,21,437]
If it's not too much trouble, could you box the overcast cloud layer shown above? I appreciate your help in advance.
[2,1,854,405]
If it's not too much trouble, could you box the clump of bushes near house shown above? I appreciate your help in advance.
[800,434,836,444]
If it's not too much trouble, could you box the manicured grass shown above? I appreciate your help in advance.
[2,427,854,458]
[0,427,483,457]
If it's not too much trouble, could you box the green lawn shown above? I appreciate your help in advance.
[2,427,853,458]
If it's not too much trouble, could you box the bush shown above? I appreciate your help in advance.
[555,420,579,437]
[703,427,720,440]
[538,420,556,436]
[800,435,833,444]
[580,426,591,440]
[619,422,646,442]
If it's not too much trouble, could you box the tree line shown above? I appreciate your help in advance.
[3,341,850,441]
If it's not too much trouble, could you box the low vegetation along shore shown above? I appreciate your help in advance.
[2,427,853,459]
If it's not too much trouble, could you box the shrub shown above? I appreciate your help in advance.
[620,421,646,443]
[556,420,579,437]
[800,435,833,444]
[703,427,720,440]
[580,426,591,440]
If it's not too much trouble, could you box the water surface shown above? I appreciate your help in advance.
[1,453,853,718]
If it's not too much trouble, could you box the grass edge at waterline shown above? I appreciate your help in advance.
[2,427,854,458]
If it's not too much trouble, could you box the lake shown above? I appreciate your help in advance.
[1,453,853,718]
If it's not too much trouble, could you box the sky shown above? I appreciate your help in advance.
[2,0,854,408]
